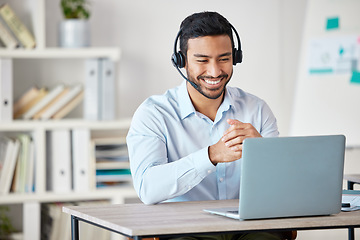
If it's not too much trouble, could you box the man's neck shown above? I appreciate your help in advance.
[186,83,224,122]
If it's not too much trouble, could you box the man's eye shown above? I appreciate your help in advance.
[197,59,208,63]
[220,58,230,62]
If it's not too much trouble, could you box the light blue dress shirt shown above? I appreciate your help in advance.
[126,81,279,204]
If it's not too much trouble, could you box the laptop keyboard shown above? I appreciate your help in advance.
[227,210,239,214]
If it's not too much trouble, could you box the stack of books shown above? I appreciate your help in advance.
[92,137,132,188]
[13,84,84,120]
[0,3,36,49]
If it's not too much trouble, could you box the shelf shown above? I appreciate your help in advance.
[0,47,121,61]
[0,118,132,131]
[0,186,137,204]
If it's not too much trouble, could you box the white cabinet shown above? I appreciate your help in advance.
[0,0,137,239]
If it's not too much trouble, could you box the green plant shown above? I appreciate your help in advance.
[0,206,15,238]
[60,0,90,19]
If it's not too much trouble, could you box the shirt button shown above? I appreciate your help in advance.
[219,177,224,182]
[207,170,212,174]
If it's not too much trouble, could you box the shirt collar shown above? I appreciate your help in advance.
[178,80,234,120]
[214,86,233,123]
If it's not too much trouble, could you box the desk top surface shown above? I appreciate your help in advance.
[63,199,360,238]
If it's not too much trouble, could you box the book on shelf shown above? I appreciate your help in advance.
[11,134,35,193]
[32,87,70,120]
[0,137,20,194]
[96,161,130,170]
[0,137,7,171]
[0,3,36,49]
[12,134,29,193]
[25,139,35,193]
[0,16,19,48]
[40,84,83,120]
[22,84,65,120]
[96,169,131,182]
[14,87,48,119]
[52,90,84,119]
[14,84,84,120]
[95,138,129,160]
[92,137,131,188]
[13,87,39,116]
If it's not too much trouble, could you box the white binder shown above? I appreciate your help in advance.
[47,129,72,193]
[0,58,12,121]
[84,59,100,120]
[99,59,115,120]
[72,128,91,191]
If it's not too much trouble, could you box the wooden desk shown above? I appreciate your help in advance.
[63,199,360,240]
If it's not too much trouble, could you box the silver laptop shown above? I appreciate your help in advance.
[204,135,346,220]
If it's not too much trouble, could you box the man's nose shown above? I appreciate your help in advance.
[206,62,222,77]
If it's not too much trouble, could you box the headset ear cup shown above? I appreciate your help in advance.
[177,51,186,68]
[233,48,243,65]
[172,51,186,68]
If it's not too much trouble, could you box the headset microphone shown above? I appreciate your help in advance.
[171,23,242,88]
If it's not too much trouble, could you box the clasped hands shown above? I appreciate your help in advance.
[209,119,261,165]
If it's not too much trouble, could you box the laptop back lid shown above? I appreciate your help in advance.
[239,135,346,220]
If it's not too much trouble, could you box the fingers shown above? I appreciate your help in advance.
[208,139,242,165]
[222,119,262,149]
[209,119,261,164]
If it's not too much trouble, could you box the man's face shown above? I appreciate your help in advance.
[185,35,233,100]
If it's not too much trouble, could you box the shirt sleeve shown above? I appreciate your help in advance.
[259,100,279,138]
[126,103,215,205]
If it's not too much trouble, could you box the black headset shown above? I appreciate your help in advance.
[171,23,243,69]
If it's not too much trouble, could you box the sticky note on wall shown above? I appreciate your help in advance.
[350,71,360,84]
[326,17,339,30]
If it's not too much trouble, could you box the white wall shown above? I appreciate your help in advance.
[38,0,307,136]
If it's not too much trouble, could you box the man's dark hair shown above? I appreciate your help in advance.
[179,11,234,58]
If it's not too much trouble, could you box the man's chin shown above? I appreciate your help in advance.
[198,88,225,100]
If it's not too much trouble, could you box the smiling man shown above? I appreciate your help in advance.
[127,11,280,240]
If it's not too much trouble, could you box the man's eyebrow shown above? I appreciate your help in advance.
[193,52,232,58]
[193,53,209,58]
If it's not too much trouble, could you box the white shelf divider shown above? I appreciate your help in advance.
[0,47,121,61]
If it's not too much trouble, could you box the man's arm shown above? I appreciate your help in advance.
[127,106,215,205]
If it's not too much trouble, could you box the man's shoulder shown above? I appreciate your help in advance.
[134,85,182,118]
[141,85,180,108]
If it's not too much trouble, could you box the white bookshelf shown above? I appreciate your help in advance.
[0,0,136,239]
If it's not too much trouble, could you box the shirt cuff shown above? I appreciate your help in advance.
[192,147,216,179]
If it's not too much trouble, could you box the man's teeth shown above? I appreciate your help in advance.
[204,79,221,85]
